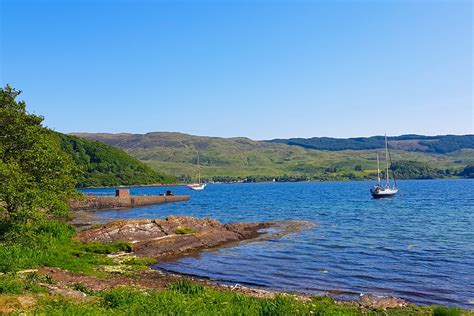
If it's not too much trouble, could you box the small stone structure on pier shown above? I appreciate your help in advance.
[69,189,189,211]
[115,189,130,198]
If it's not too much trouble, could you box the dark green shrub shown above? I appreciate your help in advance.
[433,306,462,316]
[80,242,132,254]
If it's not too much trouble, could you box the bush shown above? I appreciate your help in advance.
[174,226,195,235]
[432,306,462,316]
[80,242,132,254]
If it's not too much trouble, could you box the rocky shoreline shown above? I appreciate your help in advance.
[68,215,430,311]
[75,216,314,260]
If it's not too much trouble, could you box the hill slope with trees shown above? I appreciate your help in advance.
[73,132,473,182]
[268,135,474,153]
[58,134,177,187]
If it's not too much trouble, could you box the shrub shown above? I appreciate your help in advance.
[80,242,132,254]
[432,306,462,316]
[174,226,195,235]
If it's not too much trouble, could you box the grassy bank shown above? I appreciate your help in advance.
[1,193,469,313]
[0,221,152,275]
[1,274,469,315]
[0,222,471,315]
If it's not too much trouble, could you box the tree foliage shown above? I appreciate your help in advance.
[270,135,474,153]
[0,85,77,230]
[58,134,177,187]
[458,165,474,178]
[390,161,449,179]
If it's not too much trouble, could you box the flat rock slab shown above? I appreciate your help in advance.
[75,216,272,259]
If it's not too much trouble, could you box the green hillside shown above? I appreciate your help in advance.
[58,134,177,187]
[72,132,473,182]
[269,135,474,153]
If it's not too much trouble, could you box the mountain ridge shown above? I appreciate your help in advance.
[268,134,474,153]
[70,132,474,181]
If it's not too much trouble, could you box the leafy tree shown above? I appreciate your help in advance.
[390,160,441,179]
[458,165,474,178]
[0,85,77,234]
[354,165,363,171]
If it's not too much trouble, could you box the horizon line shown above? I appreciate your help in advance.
[66,130,474,141]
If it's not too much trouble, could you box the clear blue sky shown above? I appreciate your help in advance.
[1,0,472,139]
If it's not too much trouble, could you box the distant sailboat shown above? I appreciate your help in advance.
[187,153,207,191]
[370,135,398,198]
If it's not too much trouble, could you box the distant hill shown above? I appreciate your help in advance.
[72,132,473,182]
[58,134,177,188]
[268,135,474,153]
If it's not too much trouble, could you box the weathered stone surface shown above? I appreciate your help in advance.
[75,216,271,259]
[69,195,189,211]
[359,294,408,309]
[47,285,90,302]
[75,219,166,243]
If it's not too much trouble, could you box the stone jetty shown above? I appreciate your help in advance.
[69,189,189,211]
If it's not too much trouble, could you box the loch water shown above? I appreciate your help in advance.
[84,179,474,308]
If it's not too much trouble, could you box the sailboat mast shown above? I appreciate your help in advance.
[385,134,390,186]
[376,153,381,184]
[197,153,201,184]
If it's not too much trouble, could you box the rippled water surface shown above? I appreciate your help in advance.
[84,180,474,308]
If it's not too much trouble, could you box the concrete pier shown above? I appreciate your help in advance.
[69,190,189,211]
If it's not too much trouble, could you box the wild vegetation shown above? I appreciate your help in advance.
[269,135,474,153]
[390,161,453,180]
[59,134,176,187]
[0,85,153,272]
[0,86,77,228]
[459,165,474,178]
[74,132,473,182]
[9,281,465,316]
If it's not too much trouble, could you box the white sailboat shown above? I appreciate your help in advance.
[187,153,207,191]
[370,134,398,198]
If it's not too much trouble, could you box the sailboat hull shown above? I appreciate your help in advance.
[187,183,207,191]
[371,188,398,198]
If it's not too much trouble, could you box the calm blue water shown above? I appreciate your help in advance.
[83,180,474,308]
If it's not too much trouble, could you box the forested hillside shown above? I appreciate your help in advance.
[58,134,176,187]
[268,135,474,153]
[73,132,473,182]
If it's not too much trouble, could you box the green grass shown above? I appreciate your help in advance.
[166,279,204,294]
[26,283,466,316]
[0,272,51,294]
[432,306,463,316]
[80,242,132,254]
[0,221,135,275]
